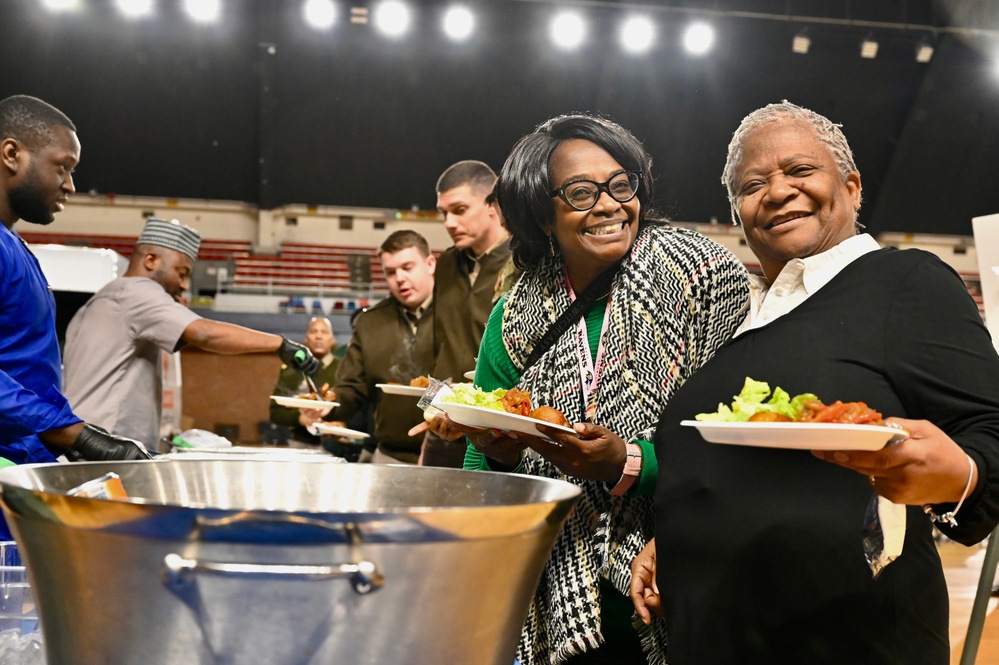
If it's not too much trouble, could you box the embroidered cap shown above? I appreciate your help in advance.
[137,218,200,261]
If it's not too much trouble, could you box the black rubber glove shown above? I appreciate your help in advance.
[277,337,320,376]
[70,424,153,461]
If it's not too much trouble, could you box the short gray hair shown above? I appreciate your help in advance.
[721,100,860,225]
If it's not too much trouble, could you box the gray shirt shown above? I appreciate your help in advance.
[63,277,201,446]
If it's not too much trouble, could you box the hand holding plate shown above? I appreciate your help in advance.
[811,417,978,506]
[419,412,480,442]
[527,421,628,483]
[467,427,527,469]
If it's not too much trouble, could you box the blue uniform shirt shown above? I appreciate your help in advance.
[0,225,81,466]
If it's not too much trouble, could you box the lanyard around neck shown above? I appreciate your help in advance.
[565,269,611,422]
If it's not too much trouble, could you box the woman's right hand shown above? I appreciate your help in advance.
[410,413,527,469]
[630,538,663,624]
[465,428,527,470]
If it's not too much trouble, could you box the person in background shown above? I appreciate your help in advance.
[631,101,999,664]
[269,316,340,446]
[0,94,149,494]
[322,306,378,462]
[418,160,520,468]
[63,217,319,450]
[317,230,436,464]
[435,114,748,664]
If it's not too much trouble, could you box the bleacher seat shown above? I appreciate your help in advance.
[19,232,251,262]
[229,243,387,294]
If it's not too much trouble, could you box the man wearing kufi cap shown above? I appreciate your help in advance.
[63,217,320,448]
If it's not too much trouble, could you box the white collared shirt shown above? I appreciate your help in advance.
[736,234,881,337]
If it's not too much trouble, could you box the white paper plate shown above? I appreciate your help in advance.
[376,383,427,397]
[437,402,574,441]
[270,396,339,411]
[680,420,902,451]
[312,423,370,440]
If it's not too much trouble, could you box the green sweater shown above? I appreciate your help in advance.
[463,296,658,495]
[463,294,656,649]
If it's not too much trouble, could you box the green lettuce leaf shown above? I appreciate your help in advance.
[695,377,817,422]
[441,383,507,411]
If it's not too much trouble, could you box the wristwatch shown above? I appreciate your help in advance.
[610,442,642,496]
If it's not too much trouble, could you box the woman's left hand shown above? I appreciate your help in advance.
[519,421,628,483]
[811,417,977,505]
[630,538,663,625]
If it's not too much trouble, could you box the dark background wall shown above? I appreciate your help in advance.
[3,0,998,237]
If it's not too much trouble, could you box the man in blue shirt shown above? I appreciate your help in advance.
[1,95,159,470]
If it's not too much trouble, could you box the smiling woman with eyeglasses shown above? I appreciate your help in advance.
[442,113,750,664]
[549,170,643,211]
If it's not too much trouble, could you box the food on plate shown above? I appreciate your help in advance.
[441,384,507,411]
[410,376,430,388]
[501,388,532,416]
[747,411,792,422]
[529,406,571,427]
[697,378,884,425]
[441,384,568,425]
[297,382,336,402]
[797,399,884,424]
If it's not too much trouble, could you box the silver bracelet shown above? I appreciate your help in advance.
[923,454,975,528]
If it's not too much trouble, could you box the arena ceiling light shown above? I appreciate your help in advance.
[443,5,474,41]
[303,0,337,30]
[116,0,154,18]
[551,12,586,50]
[683,21,714,55]
[915,38,935,63]
[183,0,220,24]
[620,16,655,54]
[41,0,80,12]
[860,36,879,59]
[792,29,810,54]
[374,1,411,38]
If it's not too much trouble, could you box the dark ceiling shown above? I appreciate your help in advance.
[2,0,998,237]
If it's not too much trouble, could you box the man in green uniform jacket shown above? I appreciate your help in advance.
[322,230,436,464]
[422,160,520,467]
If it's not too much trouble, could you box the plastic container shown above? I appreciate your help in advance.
[0,541,38,635]
[0,540,45,665]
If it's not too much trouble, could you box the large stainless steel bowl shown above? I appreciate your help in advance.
[0,460,580,665]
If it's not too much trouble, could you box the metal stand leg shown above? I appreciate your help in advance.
[960,525,999,665]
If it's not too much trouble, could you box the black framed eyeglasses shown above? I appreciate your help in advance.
[549,171,642,211]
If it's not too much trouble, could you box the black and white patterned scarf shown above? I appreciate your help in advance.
[503,223,748,665]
